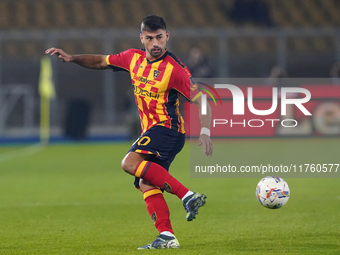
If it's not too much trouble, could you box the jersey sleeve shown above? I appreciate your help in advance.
[106,49,133,72]
[172,65,202,103]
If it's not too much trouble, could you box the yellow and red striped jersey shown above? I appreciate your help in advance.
[106,49,202,134]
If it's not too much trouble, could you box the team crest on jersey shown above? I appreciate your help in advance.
[153,70,161,79]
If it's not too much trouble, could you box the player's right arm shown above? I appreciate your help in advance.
[45,47,109,70]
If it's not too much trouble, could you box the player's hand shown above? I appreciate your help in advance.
[45,47,72,62]
[198,134,213,156]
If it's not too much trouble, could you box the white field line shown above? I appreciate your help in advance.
[0,143,44,163]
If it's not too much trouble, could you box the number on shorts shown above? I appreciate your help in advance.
[137,136,151,146]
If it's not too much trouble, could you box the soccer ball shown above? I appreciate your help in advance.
[256,176,290,209]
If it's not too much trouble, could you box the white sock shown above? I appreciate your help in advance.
[160,231,175,238]
[181,191,194,202]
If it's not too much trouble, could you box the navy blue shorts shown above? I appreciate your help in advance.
[128,125,185,188]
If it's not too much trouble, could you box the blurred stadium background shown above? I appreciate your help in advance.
[0,0,340,141]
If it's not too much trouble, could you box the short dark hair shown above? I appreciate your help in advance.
[141,15,167,32]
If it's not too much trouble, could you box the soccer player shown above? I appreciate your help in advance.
[45,15,213,250]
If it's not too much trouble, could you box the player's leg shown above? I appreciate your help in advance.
[120,151,179,249]
[121,151,190,200]
[122,151,206,221]
[139,179,174,236]
[137,159,207,222]
[138,179,180,249]
[122,126,207,221]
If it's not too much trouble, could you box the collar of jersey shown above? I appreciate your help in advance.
[146,49,168,64]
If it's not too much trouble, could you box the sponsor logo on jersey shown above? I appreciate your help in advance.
[134,85,160,99]
[133,74,156,85]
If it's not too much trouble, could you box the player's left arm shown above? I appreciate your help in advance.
[171,61,213,156]
[193,95,213,156]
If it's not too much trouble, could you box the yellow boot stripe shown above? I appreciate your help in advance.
[143,189,162,200]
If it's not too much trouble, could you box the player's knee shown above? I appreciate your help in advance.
[139,179,146,190]
[121,152,147,175]
[139,179,155,192]
[139,179,151,188]
[121,155,139,175]
[121,157,133,174]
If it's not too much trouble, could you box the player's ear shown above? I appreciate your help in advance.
[166,31,170,41]
[140,33,144,44]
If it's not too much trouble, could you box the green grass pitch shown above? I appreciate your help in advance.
[0,139,339,254]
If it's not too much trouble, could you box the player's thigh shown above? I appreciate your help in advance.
[129,126,185,162]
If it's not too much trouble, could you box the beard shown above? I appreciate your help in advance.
[149,47,163,59]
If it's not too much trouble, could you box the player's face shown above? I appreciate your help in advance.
[140,29,169,60]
